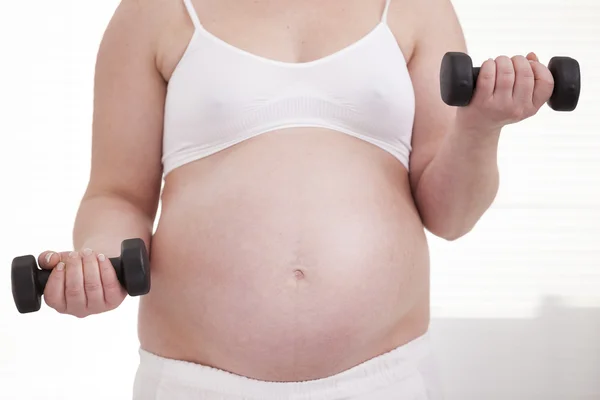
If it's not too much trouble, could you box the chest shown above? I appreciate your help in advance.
[196,0,392,62]
[159,0,417,176]
[160,0,416,79]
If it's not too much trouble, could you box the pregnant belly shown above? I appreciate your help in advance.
[138,129,431,381]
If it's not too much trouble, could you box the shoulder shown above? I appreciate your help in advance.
[388,0,462,25]
[103,0,190,76]
[387,0,466,63]
[105,0,180,42]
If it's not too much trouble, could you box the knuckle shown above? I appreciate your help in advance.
[43,278,57,293]
[523,70,535,80]
[482,59,496,69]
[499,68,515,78]
[514,82,533,95]
[100,262,115,274]
[496,63,515,76]
[43,295,55,307]
[518,66,534,79]
[44,296,64,312]
[84,280,103,293]
[497,75,514,87]
[86,304,105,315]
[533,66,553,83]
[105,295,124,310]
[480,70,496,81]
[82,249,98,262]
[511,55,526,62]
[524,108,537,119]
[542,77,555,88]
[73,311,89,319]
[103,278,121,292]
[511,107,525,120]
[534,87,553,103]
[65,284,84,299]
[67,305,91,318]
[66,253,82,266]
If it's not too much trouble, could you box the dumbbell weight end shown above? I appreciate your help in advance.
[547,56,581,112]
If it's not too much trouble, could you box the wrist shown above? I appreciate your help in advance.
[452,114,503,148]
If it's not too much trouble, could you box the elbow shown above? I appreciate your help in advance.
[423,218,475,242]
[81,187,159,222]
[416,196,493,242]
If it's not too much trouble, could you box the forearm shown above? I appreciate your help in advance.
[414,120,502,240]
[73,194,155,256]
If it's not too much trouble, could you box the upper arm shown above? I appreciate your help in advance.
[86,0,166,218]
[400,0,467,188]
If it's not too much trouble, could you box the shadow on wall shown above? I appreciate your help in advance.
[430,296,600,400]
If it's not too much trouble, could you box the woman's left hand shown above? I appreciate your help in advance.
[456,52,555,133]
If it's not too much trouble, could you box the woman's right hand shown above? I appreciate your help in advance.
[37,248,127,318]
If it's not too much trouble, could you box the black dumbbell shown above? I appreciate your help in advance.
[440,52,581,112]
[11,238,151,314]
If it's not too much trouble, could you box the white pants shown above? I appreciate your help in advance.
[132,332,444,399]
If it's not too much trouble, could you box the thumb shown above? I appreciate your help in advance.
[527,52,539,63]
[38,251,72,270]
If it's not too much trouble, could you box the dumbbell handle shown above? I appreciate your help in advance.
[473,67,481,89]
[34,257,123,293]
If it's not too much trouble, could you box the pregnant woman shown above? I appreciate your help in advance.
[37,0,554,398]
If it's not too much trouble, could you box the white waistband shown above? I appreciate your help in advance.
[135,332,433,399]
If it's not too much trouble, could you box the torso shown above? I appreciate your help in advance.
[138,0,431,382]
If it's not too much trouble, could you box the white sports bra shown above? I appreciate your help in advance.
[162,0,415,177]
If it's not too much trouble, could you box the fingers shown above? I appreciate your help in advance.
[65,251,87,317]
[511,55,535,111]
[81,248,105,311]
[38,251,70,270]
[469,52,555,126]
[44,262,67,313]
[493,56,515,103]
[41,249,126,317]
[526,52,539,63]
[472,58,496,103]
[98,253,126,309]
[530,59,555,109]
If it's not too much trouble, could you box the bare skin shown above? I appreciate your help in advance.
[38,0,554,382]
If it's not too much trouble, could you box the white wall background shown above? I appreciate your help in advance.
[1,0,599,399]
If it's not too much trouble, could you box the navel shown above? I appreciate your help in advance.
[293,269,305,280]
